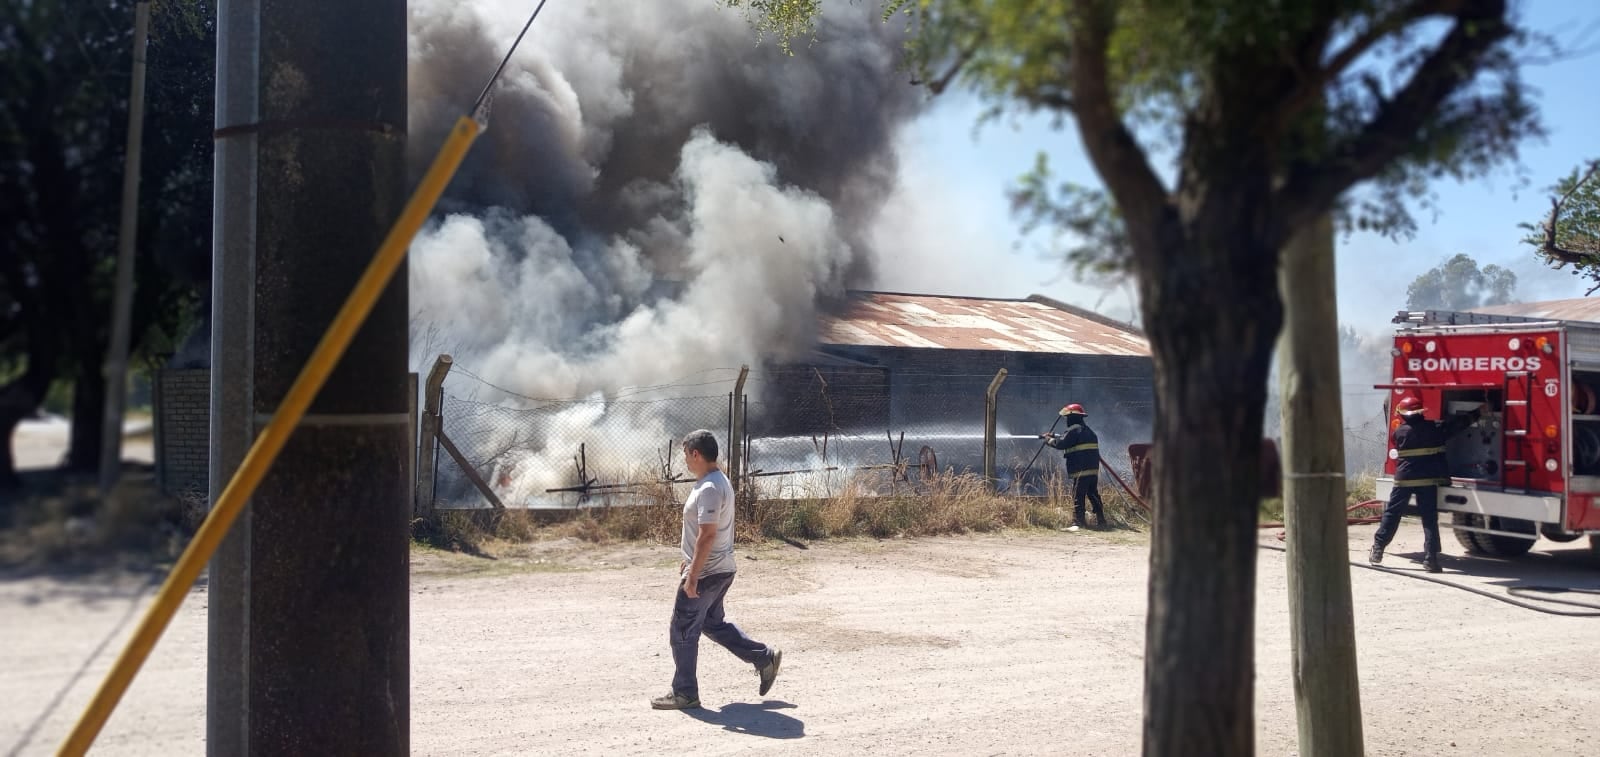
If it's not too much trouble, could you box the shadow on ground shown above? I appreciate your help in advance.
[683,700,804,739]
[1346,541,1600,616]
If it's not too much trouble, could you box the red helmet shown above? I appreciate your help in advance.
[1395,396,1424,416]
[1061,403,1087,417]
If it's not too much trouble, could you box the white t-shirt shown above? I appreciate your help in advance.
[681,469,736,578]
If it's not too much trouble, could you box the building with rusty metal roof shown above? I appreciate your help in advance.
[751,291,1154,489]
[1470,297,1600,325]
[816,291,1149,356]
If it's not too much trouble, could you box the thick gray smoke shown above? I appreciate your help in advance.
[1263,324,1394,479]
[407,0,926,399]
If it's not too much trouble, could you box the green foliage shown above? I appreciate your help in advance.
[730,0,1544,251]
[1010,153,1131,280]
[1522,160,1600,291]
[1405,253,1518,311]
[718,1,824,54]
[0,0,213,464]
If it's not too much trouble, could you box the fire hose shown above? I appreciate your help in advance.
[1004,413,1067,493]
[1257,542,1600,618]
[1099,478,1600,617]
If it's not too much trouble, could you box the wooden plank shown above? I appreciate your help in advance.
[436,429,505,510]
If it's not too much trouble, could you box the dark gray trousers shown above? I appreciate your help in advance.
[670,571,772,699]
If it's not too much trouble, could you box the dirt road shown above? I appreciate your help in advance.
[3,525,1598,756]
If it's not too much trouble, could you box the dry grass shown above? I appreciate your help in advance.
[0,469,190,571]
[1346,469,1379,505]
[415,468,1150,554]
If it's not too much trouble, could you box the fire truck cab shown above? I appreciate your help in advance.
[1381,308,1600,558]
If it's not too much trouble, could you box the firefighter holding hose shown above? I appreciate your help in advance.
[1041,403,1106,529]
[1371,396,1483,573]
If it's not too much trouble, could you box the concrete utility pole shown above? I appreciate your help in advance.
[99,0,152,496]
[1277,213,1365,756]
[209,1,410,754]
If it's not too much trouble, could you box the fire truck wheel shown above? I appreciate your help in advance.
[1452,513,1490,553]
[1452,513,1536,557]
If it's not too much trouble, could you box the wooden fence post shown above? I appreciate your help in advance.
[984,368,1008,486]
[415,354,453,519]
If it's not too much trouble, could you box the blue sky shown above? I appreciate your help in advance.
[869,0,1600,335]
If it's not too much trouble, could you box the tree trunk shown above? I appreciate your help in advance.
[1140,229,1283,757]
[1278,214,1364,755]
[67,361,106,473]
[0,412,26,492]
[0,355,58,490]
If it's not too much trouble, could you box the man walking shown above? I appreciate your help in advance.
[1371,396,1482,573]
[1041,403,1105,529]
[652,429,782,710]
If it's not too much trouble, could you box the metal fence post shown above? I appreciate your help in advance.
[983,368,1008,486]
[407,371,418,517]
[730,364,749,485]
[415,354,453,519]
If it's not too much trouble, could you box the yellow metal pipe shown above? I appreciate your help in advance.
[58,115,481,757]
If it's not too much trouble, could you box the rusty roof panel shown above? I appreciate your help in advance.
[1473,298,1600,325]
[817,292,1150,356]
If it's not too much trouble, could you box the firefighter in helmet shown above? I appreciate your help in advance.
[1371,395,1483,572]
[1041,403,1105,529]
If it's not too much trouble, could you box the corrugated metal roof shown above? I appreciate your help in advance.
[1472,298,1600,325]
[817,291,1150,356]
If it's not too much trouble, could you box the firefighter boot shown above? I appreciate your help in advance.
[1423,553,1443,573]
[1072,514,1088,530]
[1368,545,1384,565]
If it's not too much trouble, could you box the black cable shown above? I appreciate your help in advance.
[471,0,553,120]
[6,571,162,757]
[1257,543,1600,618]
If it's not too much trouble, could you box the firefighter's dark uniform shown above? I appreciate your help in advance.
[1045,415,1104,526]
[1373,409,1481,568]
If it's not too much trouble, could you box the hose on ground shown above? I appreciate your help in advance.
[1101,479,1600,617]
[1257,542,1600,618]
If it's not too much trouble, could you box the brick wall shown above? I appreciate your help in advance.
[153,368,421,503]
[156,368,211,498]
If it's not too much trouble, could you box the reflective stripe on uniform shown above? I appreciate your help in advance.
[1069,469,1097,479]
[1394,477,1448,487]
[1065,443,1099,453]
[1396,446,1445,458]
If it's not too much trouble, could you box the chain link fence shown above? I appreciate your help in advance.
[432,391,732,509]
[424,361,1157,513]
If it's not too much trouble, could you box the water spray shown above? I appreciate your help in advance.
[1004,406,1074,493]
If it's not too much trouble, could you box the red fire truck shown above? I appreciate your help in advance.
[1380,308,1600,558]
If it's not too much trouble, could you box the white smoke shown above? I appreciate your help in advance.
[411,130,852,398]
[404,0,929,503]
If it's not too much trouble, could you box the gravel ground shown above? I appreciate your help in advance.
[2,524,1598,756]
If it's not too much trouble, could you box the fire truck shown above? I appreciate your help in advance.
[1380,308,1600,558]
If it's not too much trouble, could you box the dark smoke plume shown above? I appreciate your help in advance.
[407,0,927,400]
